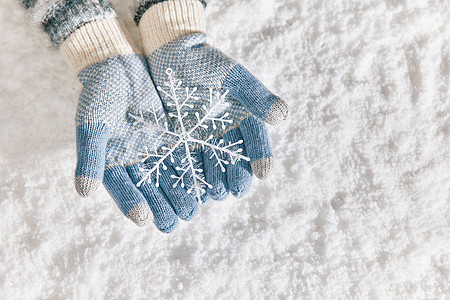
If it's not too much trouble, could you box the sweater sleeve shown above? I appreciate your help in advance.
[19,0,117,47]
[134,0,206,25]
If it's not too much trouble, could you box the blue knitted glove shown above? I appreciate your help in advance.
[21,0,204,231]
[136,0,289,201]
[61,19,199,231]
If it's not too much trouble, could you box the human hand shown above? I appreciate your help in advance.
[137,0,289,201]
[65,19,199,232]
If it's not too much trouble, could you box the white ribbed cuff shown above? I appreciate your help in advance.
[138,0,206,55]
[60,18,139,73]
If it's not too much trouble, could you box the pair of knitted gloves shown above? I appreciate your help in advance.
[23,0,289,233]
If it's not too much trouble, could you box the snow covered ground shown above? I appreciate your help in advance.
[1,0,449,298]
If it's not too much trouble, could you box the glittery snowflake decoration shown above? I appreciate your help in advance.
[130,68,250,204]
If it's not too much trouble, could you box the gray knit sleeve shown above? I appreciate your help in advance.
[20,0,117,47]
[133,0,206,25]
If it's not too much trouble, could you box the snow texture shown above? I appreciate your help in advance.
[1,0,449,299]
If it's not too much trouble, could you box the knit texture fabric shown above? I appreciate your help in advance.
[134,0,207,25]
[20,0,116,46]
[139,0,206,55]
[61,18,138,73]
[74,53,199,231]
[60,18,199,231]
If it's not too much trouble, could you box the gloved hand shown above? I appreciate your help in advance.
[62,18,199,232]
[136,0,289,201]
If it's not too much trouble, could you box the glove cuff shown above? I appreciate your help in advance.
[139,0,206,55]
[60,18,139,73]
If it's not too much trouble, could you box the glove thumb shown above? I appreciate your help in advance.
[74,123,110,197]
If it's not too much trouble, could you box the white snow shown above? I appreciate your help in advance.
[0,0,449,299]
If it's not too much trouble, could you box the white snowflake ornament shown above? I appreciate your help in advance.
[130,68,250,204]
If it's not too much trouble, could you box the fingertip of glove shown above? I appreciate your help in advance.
[265,99,289,125]
[230,179,251,198]
[127,203,152,227]
[75,177,101,197]
[178,205,199,221]
[207,184,229,201]
[251,157,274,180]
[157,217,179,234]
[230,187,249,199]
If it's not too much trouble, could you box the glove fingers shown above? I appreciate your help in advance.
[103,165,152,227]
[145,157,199,221]
[202,138,229,201]
[75,123,110,197]
[223,64,289,125]
[223,128,253,198]
[126,164,179,233]
[239,116,274,180]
